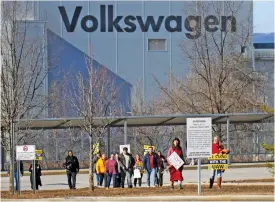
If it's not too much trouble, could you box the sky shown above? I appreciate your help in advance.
[254,1,275,33]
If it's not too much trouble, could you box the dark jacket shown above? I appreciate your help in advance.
[29,163,42,186]
[143,153,158,171]
[158,155,167,171]
[118,153,134,171]
[63,156,79,172]
[7,160,24,176]
[29,163,42,177]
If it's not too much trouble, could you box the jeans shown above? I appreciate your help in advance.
[104,173,108,187]
[210,169,222,180]
[96,173,100,184]
[98,173,104,186]
[121,170,132,188]
[106,173,117,188]
[14,172,19,191]
[146,168,157,187]
[67,171,76,188]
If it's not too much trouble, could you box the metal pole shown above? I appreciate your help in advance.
[124,120,127,144]
[11,121,15,195]
[134,130,137,155]
[226,117,230,164]
[197,158,201,195]
[17,160,20,195]
[33,160,36,193]
[107,127,111,157]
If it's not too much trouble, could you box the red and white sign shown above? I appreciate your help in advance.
[16,145,36,160]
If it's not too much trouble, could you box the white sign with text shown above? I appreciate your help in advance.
[167,151,184,170]
[16,145,36,160]
[119,144,131,153]
[187,118,212,158]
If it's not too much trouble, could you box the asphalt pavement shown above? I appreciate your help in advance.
[1,167,273,191]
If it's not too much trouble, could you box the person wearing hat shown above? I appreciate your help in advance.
[167,138,184,190]
[119,147,134,188]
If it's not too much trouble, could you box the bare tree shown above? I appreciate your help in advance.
[129,82,175,155]
[63,56,122,191]
[1,1,52,191]
[156,1,268,142]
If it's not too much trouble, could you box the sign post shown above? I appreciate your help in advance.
[143,145,155,156]
[33,160,36,193]
[16,145,36,195]
[119,144,130,153]
[187,118,212,195]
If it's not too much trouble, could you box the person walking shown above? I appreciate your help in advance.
[167,138,184,190]
[63,150,80,189]
[105,153,117,189]
[156,151,167,187]
[119,147,134,188]
[210,136,230,189]
[96,153,107,186]
[93,151,101,186]
[7,157,24,191]
[143,146,158,187]
[133,154,143,187]
[29,160,42,190]
[115,152,122,188]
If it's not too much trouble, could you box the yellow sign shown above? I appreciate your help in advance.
[35,150,43,161]
[208,154,228,160]
[208,154,228,170]
[143,145,156,155]
[209,164,228,170]
[135,162,145,173]
[93,143,99,154]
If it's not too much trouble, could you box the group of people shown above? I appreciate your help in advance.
[93,146,167,189]
[9,136,229,191]
[92,137,186,190]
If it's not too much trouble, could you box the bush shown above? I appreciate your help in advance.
[262,143,274,175]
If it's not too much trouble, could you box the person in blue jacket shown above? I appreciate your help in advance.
[143,146,158,187]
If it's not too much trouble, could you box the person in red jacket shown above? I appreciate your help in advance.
[210,136,230,189]
[167,138,184,190]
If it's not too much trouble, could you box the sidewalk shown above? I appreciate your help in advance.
[1,195,274,202]
[1,162,271,177]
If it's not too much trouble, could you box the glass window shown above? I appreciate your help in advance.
[148,39,167,51]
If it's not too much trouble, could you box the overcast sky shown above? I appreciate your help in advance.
[254,1,274,33]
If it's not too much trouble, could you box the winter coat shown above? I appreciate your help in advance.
[118,153,134,172]
[96,158,106,173]
[143,153,158,171]
[63,155,79,172]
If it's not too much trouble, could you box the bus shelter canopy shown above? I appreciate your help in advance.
[13,113,273,130]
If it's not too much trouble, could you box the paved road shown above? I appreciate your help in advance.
[1,167,272,191]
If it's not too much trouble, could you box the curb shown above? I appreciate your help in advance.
[1,195,274,201]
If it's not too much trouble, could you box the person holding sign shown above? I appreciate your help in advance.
[133,154,143,187]
[210,136,230,189]
[167,138,184,190]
